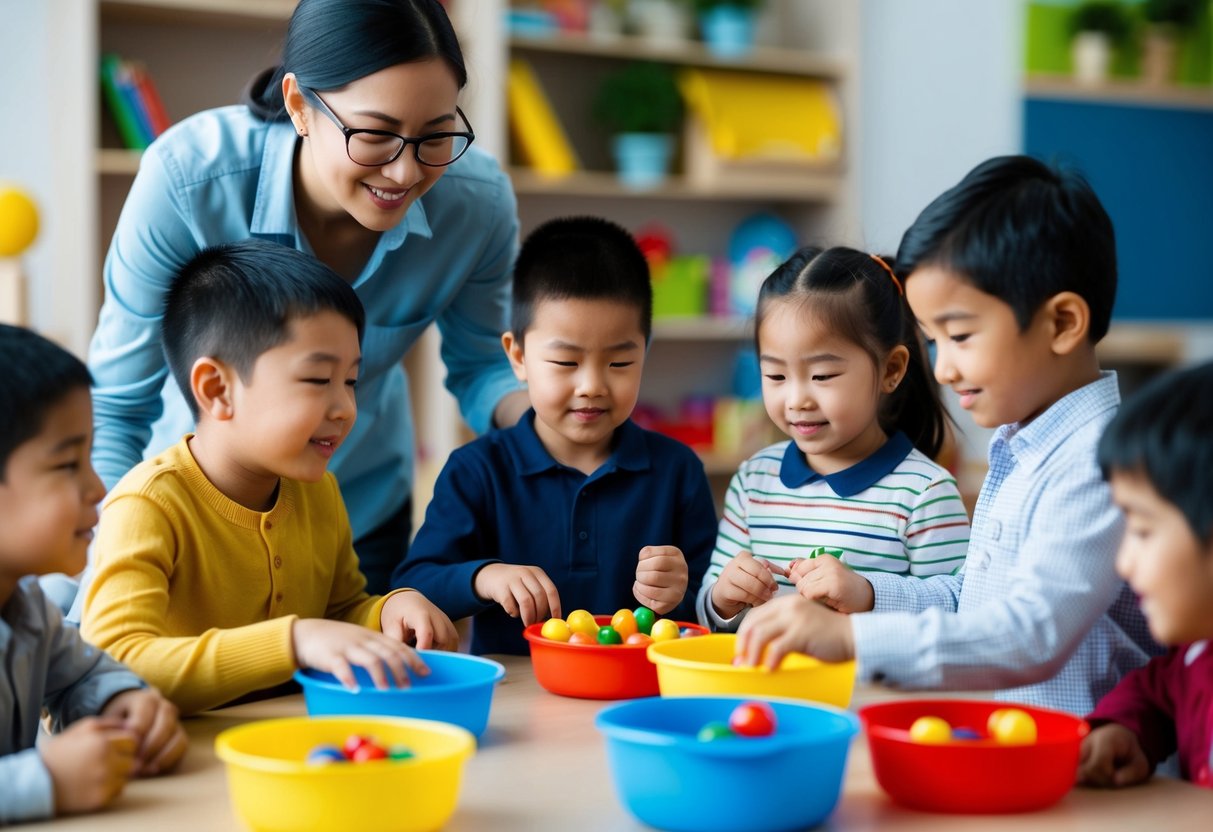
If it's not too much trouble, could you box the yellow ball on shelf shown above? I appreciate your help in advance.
[0,187,39,257]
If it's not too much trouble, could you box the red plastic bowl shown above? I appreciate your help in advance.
[523,616,708,699]
[859,699,1089,814]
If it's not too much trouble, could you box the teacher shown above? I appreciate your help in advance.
[87,0,528,593]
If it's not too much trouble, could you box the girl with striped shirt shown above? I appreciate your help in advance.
[698,246,970,630]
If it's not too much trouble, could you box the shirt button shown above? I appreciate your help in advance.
[265,520,273,530]
[989,519,1002,540]
[274,556,283,569]
[978,551,991,569]
[578,531,588,541]
[275,592,284,602]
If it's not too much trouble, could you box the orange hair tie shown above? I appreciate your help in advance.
[870,254,903,296]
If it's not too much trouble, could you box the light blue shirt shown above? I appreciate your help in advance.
[852,372,1159,715]
[1,577,144,823]
[88,105,522,539]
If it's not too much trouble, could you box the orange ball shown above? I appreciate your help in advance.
[625,632,652,646]
[611,609,639,640]
[568,631,597,645]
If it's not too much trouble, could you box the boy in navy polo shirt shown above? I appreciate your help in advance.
[392,217,716,654]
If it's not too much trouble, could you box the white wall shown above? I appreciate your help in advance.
[0,0,96,356]
[859,0,1022,488]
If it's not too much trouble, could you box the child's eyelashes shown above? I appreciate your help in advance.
[609,361,635,369]
[949,333,971,344]
[811,374,839,382]
[763,374,786,382]
[548,360,577,368]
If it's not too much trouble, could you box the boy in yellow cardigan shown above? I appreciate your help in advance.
[81,240,457,715]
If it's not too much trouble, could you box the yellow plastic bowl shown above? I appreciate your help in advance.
[215,716,474,832]
[647,633,856,708]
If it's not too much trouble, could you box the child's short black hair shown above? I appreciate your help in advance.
[897,155,1117,342]
[0,325,93,479]
[163,239,366,418]
[1098,361,1213,544]
[510,216,652,344]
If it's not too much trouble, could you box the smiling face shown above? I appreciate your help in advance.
[195,310,361,509]
[757,299,905,475]
[906,264,1063,429]
[503,297,646,473]
[1111,470,1213,645]
[289,60,462,233]
[0,388,106,591]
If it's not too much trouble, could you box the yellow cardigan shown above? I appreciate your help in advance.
[81,438,395,715]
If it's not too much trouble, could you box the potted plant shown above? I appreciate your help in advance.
[626,0,693,44]
[1068,1,1130,84]
[593,62,683,189]
[1140,0,1203,85]
[693,0,765,58]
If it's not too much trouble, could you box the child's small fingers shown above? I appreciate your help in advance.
[411,619,434,650]
[331,658,360,692]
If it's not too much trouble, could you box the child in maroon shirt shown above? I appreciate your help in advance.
[1080,361,1213,788]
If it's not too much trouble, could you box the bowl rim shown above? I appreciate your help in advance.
[294,650,506,694]
[214,715,475,774]
[595,694,860,757]
[858,698,1091,748]
[645,632,854,674]
[523,618,708,652]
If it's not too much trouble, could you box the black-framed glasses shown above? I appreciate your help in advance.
[300,86,474,168]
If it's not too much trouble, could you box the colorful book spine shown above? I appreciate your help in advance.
[100,53,149,150]
[506,59,578,176]
[129,61,172,137]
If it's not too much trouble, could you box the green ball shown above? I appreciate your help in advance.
[633,606,656,635]
[597,625,623,645]
[387,744,415,761]
[697,721,735,742]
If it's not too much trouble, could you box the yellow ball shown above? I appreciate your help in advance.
[0,187,39,257]
[988,708,1037,745]
[540,617,571,642]
[908,716,952,744]
[649,618,680,642]
[565,609,598,637]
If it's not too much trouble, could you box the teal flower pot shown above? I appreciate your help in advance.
[611,133,675,189]
[699,5,756,58]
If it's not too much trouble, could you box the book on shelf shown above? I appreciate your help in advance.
[506,58,579,176]
[100,53,171,151]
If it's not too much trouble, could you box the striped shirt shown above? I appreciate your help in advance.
[853,372,1159,715]
[698,432,969,629]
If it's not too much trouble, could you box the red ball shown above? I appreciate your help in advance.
[728,701,777,737]
[342,734,371,759]
[351,742,388,763]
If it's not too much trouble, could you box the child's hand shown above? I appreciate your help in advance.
[39,716,137,814]
[634,545,688,615]
[711,550,782,620]
[735,594,855,669]
[473,563,561,626]
[1078,723,1151,788]
[381,590,460,651]
[787,555,875,613]
[99,688,187,776]
[292,618,430,691]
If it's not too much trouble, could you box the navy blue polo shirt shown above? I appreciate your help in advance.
[392,411,718,655]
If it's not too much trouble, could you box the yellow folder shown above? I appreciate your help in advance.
[507,59,579,176]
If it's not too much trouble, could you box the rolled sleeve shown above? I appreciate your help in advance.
[0,749,55,824]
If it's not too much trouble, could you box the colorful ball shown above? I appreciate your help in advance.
[988,708,1037,745]
[597,625,623,645]
[565,609,598,637]
[568,631,597,645]
[633,606,656,635]
[387,744,415,761]
[305,744,346,765]
[696,721,735,742]
[540,617,572,642]
[908,716,952,745]
[728,701,777,737]
[611,609,639,640]
[649,618,680,642]
[624,632,652,646]
[0,187,38,257]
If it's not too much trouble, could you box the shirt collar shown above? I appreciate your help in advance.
[779,431,914,497]
[249,119,433,250]
[507,410,651,477]
[996,371,1120,471]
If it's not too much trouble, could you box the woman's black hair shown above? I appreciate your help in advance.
[754,245,949,460]
[1098,361,1213,544]
[243,0,467,121]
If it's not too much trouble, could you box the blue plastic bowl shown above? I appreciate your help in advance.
[294,651,505,739]
[595,696,858,832]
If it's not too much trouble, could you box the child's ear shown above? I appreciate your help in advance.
[501,331,527,382]
[882,345,911,394]
[1044,291,1091,355]
[190,357,236,421]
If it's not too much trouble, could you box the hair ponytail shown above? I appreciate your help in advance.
[755,246,951,461]
[242,0,468,123]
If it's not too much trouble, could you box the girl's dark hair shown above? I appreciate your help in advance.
[755,245,949,459]
[243,0,467,121]
[1098,361,1213,544]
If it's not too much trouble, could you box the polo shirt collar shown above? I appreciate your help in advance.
[509,410,651,477]
[249,119,433,251]
[779,431,914,497]
[998,371,1120,472]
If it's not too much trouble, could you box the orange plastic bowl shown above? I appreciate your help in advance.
[859,699,1089,813]
[523,616,708,699]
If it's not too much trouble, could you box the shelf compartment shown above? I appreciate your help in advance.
[509,167,841,202]
[100,0,295,26]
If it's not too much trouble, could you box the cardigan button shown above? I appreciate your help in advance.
[265,520,273,530]
[274,556,283,569]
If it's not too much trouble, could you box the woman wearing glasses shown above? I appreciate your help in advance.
[84,0,528,596]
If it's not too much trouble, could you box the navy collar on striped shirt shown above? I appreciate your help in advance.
[779,430,914,496]
[504,409,652,477]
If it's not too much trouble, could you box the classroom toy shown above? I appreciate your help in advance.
[649,618,681,642]
[305,744,346,765]
[625,633,652,646]
[908,716,952,744]
[951,727,981,740]
[988,707,1037,745]
[696,720,735,742]
[388,744,416,761]
[540,617,572,642]
[610,608,639,640]
[597,625,624,645]
[633,605,656,635]
[569,631,597,645]
[728,701,777,737]
[566,608,598,637]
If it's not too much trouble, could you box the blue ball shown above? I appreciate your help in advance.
[306,744,347,765]
[951,727,981,740]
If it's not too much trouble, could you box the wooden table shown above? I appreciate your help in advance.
[44,655,1213,830]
